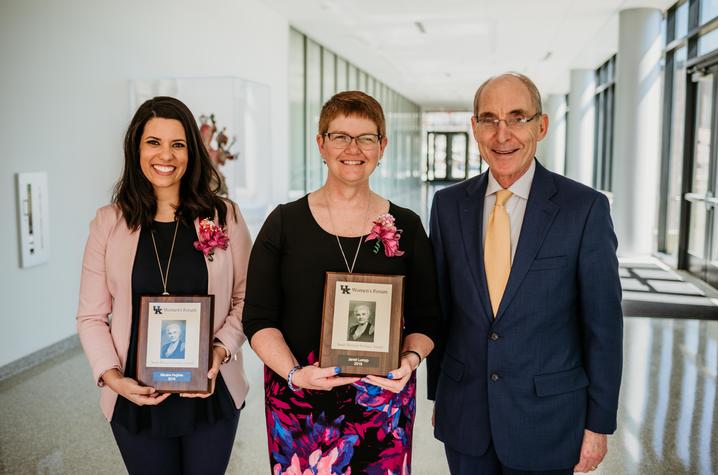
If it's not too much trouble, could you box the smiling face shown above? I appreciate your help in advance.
[317,114,387,186]
[472,76,548,188]
[354,305,371,325]
[139,118,188,198]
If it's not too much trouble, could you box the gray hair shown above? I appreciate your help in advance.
[473,72,543,117]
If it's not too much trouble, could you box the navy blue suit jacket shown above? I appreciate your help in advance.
[427,161,623,470]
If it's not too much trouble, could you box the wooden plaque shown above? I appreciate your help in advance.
[137,295,214,393]
[319,272,404,376]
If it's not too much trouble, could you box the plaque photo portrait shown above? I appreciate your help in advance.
[145,301,202,369]
[320,273,404,376]
[160,320,186,359]
[330,281,392,353]
[346,301,376,343]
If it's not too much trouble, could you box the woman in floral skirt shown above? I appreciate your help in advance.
[243,91,439,474]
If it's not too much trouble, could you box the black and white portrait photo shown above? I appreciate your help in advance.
[329,280,393,353]
[347,301,376,343]
[160,320,186,359]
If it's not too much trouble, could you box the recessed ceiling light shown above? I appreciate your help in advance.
[415,21,426,34]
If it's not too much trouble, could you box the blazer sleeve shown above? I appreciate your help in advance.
[214,201,252,357]
[427,192,451,400]
[578,193,623,434]
[76,207,121,386]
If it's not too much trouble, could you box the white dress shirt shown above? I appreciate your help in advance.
[482,160,536,263]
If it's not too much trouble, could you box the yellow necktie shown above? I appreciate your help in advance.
[484,189,513,316]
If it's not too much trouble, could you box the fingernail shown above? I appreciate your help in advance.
[334,367,341,374]
[387,373,393,379]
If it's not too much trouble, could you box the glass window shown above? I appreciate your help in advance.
[593,57,615,192]
[322,49,335,102]
[347,64,357,90]
[305,40,323,190]
[665,47,687,256]
[377,82,386,107]
[336,58,347,92]
[700,0,718,24]
[287,29,422,196]
[698,27,718,56]
[688,73,714,258]
[288,29,305,194]
[367,77,376,97]
[358,70,368,92]
[676,1,689,39]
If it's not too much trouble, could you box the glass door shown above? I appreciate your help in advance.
[685,68,718,287]
[426,132,469,182]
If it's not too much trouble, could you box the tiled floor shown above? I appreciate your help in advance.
[1,185,717,474]
[1,317,716,474]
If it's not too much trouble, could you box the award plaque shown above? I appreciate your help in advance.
[137,295,215,393]
[319,272,404,376]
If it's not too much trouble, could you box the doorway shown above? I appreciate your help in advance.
[426,132,469,182]
[685,67,718,287]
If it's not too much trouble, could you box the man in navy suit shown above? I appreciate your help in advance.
[427,73,623,474]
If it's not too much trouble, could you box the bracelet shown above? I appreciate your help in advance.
[401,350,422,369]
[213,341,231,364]
[287,364,302,392]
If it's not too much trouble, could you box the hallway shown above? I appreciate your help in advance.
[1,185,716,474]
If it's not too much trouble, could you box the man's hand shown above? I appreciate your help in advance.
[573,429,607,472]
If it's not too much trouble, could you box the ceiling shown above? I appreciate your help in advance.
[262,0,676,109]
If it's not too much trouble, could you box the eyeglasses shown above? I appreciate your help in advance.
[475,113,541,131]
[323,132,382,150]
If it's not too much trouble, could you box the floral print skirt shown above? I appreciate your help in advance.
[264,363,416,475]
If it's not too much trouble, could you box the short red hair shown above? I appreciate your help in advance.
[318,91,386,137]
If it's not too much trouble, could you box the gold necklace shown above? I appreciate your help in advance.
[150,219,180,295]
[323,190,371,274]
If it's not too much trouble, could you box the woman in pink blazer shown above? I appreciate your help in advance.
[77,96,251,475]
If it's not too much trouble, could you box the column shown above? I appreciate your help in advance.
[565,69,595,186]
[612,8,662,256]
[537,94,567,174]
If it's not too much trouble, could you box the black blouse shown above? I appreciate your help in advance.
[112,220,237,437]
[242,195,440,365]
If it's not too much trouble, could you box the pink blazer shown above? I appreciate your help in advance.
[76,203,251,421]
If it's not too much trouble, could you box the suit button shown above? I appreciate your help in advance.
[490,373,500,381]
[490,332,499,341]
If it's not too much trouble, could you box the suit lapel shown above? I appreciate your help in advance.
[458,172,494,322]
[495,162,559,320]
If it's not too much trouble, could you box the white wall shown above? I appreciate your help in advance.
[0,0,289,367]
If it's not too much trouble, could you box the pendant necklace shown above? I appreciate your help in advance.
[150,218,180,295]
[324,190,371,274]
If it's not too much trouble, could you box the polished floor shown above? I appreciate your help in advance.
[1,186,717,474]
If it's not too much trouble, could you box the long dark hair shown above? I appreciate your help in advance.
[113,96,232,230]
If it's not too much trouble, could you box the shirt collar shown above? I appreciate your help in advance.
[485,159,536,200]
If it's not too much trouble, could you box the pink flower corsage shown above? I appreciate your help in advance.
[364,213,405,257]
[193,218,229,261]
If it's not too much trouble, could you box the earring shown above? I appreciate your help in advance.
[321,157,326,165]
[377,160,382,167]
